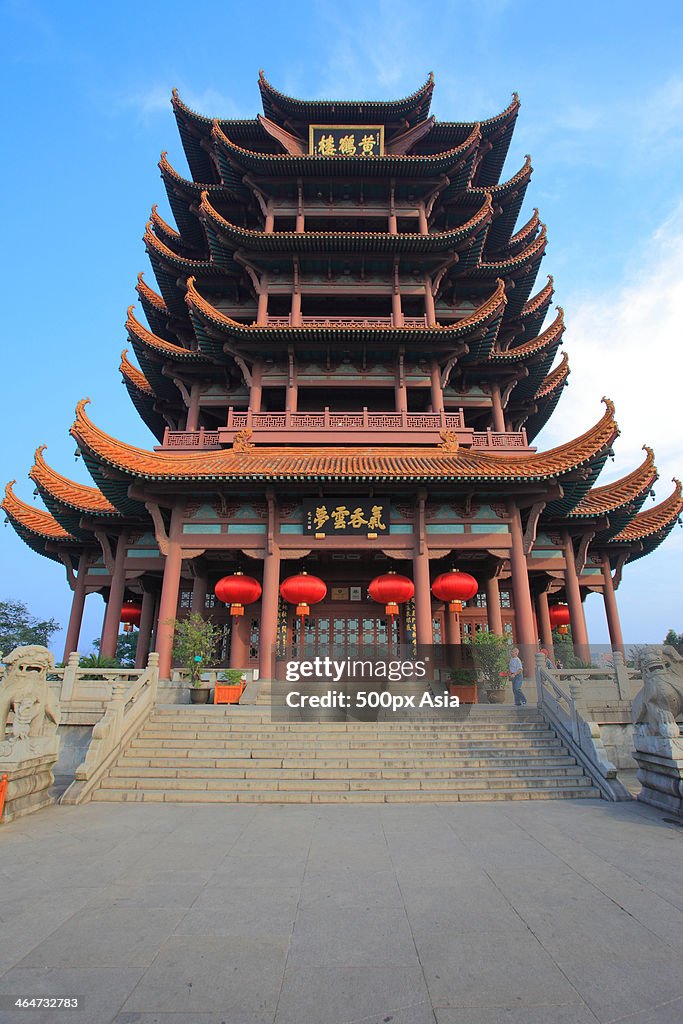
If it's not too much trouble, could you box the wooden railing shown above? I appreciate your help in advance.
[535,653,631,801]
[265,314,429,328]
[161,413,531,451]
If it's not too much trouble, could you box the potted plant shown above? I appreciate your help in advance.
[448,666,478,704]
[171,612,221,704]
[469,631,509,704]
[215,668,247,705]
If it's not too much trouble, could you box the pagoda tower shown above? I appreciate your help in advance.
[4,71,682,679]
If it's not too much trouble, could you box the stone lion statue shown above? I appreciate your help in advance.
[632,646,683,738]
[0,645,61,750]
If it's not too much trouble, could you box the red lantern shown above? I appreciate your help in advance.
[215,573,262,617]
[280,572,327,618]
[368,572,414,618]
[431,569,478,613]
[549,603,571,635]
[120,601,142,634]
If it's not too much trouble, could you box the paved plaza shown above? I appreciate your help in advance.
[1,799,682,1024]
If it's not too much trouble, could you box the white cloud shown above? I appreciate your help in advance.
[538,200,683,491]
[122,84,239,121]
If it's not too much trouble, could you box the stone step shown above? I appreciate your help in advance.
[92,784,598,804]
[139,724,553,738]
[120,753,578,770]
[100,774,592,794]
[129,737,565,753]
[109,763,584,781]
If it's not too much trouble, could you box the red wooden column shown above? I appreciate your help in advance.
[391,261,404,327]
[563,531,590,659]
[423,274,437,325]
[413,495,433,645]
[508,503,536,676]
[413,550,433,645]
[430,362,444,414]
[156,509,184,679]
[135,587,156,668]
[258,547,281,679]
[100,533,127,659]
[490,384,506,432]
[256,273,269,324]
[191,573,207,614]
[62,552,88,660]
[602,554,624,652]
[230,613,251,669]
[249,362,263,413]
[445,609,461,645]
[535,590,554,653]
[185,383,201,431]
[485,575,504,636]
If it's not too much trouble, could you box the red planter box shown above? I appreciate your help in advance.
[214,682,246,704]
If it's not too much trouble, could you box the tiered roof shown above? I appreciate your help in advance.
[3,72,680,585]
[608,480,683,560]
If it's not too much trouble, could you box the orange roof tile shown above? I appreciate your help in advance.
[570,447,657,517]
[29,446,118,516]
[136,272,169,314]
[534,352,569,400]
[611,480,683,541]
[120,349,154,396]
[2,481,75,540]
[507,208,540,250]
[126,305,203,362]
[490,307,563,362]
[521,276,554,318]
[70,398,618,485]
[150,204,180,241]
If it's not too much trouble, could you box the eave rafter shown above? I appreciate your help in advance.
[198,190,493,255]
[211,120,482,180]
[185,275,507,348]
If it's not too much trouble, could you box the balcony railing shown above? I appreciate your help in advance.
[264,315,429,329]
[160,411,530,452]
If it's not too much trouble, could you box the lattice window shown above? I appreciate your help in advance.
[500,590,512,609]
[179,590,192,609]
[249,618,259,660]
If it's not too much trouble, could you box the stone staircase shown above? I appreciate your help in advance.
[91,705,599,803]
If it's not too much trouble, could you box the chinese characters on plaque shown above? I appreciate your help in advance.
[303,499,388,537]
[309,126,385,157]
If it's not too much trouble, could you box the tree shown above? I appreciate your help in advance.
[0,599,60,654]
[664,629,683,653]
[172,612,222,685]
[92,631,138,667]
[468,630,509,689]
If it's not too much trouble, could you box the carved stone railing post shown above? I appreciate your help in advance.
[612,650,630,700]
[60,651,80,703]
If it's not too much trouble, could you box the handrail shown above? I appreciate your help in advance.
[60,653,159,805]
[535,653,630,800]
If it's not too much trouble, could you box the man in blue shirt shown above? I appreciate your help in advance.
[509,647,526,706]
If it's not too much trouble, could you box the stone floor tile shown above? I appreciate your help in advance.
[0,967,144,1024]
[273,964,434,1024]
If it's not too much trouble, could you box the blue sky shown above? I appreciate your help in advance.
[1,0,682,652]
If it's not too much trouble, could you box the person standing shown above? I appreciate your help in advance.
[509,646,526,706]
